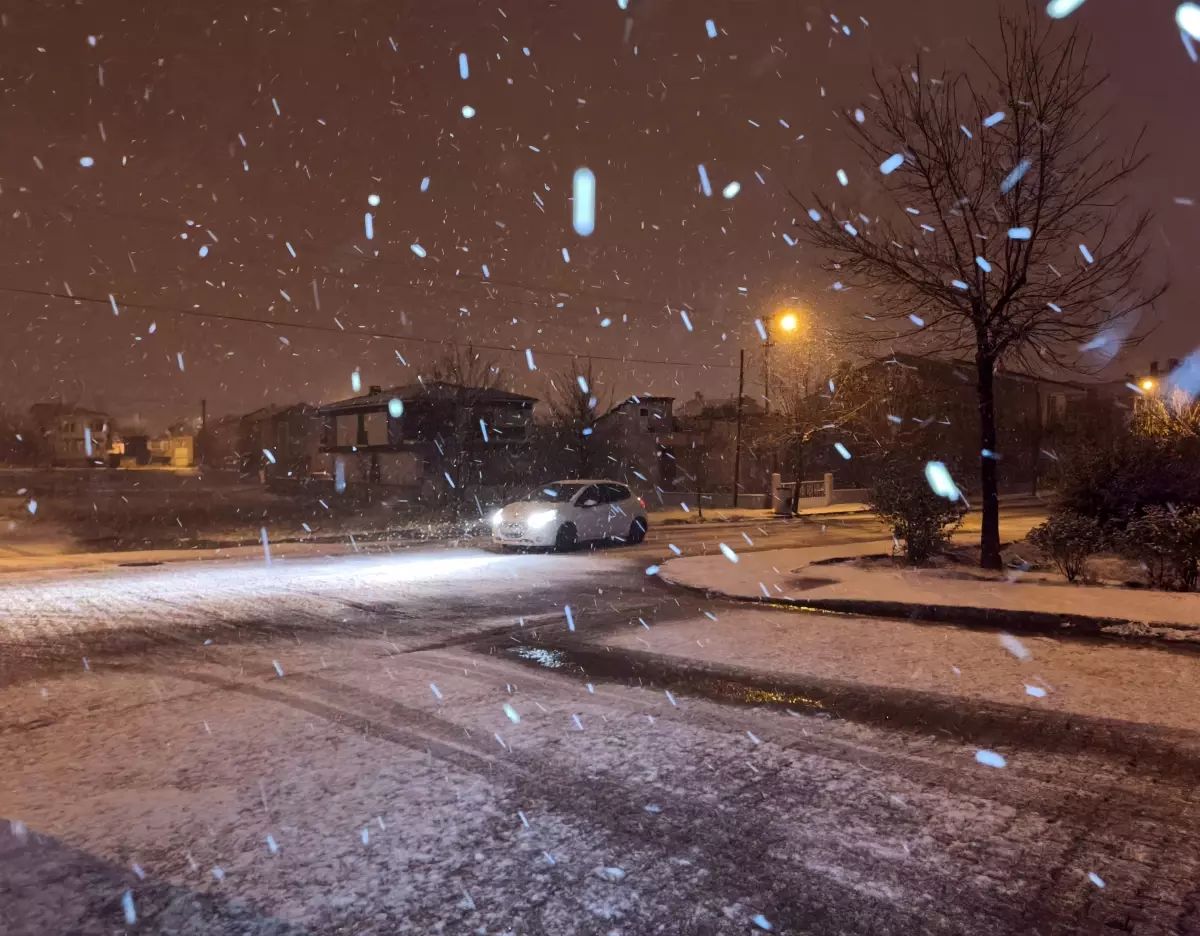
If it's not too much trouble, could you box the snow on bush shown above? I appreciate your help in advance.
[1026,511,1103,583]
[1118,505,1200,591]
[868,452,963,564]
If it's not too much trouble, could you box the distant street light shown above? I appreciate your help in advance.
[1141,378,1156,391]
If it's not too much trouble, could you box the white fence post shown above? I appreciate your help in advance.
[823,472,834,506]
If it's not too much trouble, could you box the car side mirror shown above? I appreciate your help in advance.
[581,498,598,508]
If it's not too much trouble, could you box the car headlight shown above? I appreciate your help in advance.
[492,509,504,525]
[527,509,557,528]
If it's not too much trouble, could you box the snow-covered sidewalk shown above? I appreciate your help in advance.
[658,528,1200,632]
[648,503,870,525]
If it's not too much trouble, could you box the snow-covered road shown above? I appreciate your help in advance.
[5,624,1199,935]
[0,549,649,651]
[2,539,1198,934]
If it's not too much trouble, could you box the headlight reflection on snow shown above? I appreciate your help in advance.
[510,647,569,669]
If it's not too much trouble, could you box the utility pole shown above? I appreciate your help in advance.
[199,398,207,468]
[762,321,772,416]
[733,349,744,507]
[763,321,778,477]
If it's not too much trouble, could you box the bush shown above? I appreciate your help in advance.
[1026,512,1103,583]
[1057,434,1200,528]
[1118,506,1200,591]
[868,454,963,565]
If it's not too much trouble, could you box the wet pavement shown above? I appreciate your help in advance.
[3,533,1199,934]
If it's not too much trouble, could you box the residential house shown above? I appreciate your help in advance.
[782,354,1136,495]
[587,396,679,489]
[197,413,245,472]
[315,382,537,497]
[674,392,775,497]
[238,404,323,479]
[146,431,195,467]
[28,403,114,465]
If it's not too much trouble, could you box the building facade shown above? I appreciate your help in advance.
[587,396,679,490]
[315,382,537,498]
[28,403,113,465]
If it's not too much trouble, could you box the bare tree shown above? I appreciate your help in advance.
[675,418,719,520]
[428,342,506,391]
[766,332,873,513]
[798,6,1162,568]
[1134,388,1200,440]
[426,343,508,495]
[546,359,608,477]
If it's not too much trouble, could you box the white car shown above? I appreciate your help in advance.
[492,480,649,550]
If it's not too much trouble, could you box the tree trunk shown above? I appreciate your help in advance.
[976,355,1002,570]
[1029,394,1041,498]
[790,433,804,517]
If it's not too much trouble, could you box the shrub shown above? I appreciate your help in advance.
[868,454,963,565]
[1118,506,1200,591]
[1026,512,1103,583]
[1057,434,1200,528]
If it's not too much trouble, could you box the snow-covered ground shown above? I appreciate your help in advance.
[5,629,1198,935]
[659,525,1200,631]
[603,605,1200,734]
[0,549,610,645]
[3,529,1198,933]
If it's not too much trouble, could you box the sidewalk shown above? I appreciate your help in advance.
[648,503,871,526]
[658,522,1200,639]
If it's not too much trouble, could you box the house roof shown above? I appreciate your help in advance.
[595,395,675,422]
[241,402,321,422]
[875,353,1124,393]
[320,381,536,413]
[29,402,110,421]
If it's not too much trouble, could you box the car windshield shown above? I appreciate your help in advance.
[519,482,586,503]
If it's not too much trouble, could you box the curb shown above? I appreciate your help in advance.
[498,639,1200,776]
[71,528,487,554]
[657,574,1200,650]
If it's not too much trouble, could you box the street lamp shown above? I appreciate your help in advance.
[763,309,803,416]
[734,309,803,507]
[1141,378,1156,392]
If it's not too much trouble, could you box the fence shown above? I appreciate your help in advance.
[641,473,869,513]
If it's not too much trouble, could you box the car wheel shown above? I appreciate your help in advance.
[628,517,647,545]
[554,522,578,552]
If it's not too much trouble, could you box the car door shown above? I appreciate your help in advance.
[599,483,630,539]
[572,485,605,540]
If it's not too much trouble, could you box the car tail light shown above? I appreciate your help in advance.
[638,497,646,509]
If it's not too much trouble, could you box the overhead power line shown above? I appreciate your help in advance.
[0,283,740,371]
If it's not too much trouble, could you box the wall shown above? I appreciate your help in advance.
[589,400,677,489]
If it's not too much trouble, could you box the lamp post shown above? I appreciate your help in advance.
[762,311,800,484]
[762,311,799,416]
[733,349,745,508]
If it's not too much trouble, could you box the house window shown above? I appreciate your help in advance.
[335,414,357,447]
[364,410,388,446]
[640,408,648,418]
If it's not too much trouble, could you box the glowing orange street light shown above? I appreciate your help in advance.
[762,310,804,418]
[1141,378,1156,391]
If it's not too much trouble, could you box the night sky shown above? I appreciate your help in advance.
[1,0,1195,431]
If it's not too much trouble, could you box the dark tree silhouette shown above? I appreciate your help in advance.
[427,343,507,494]
[546,359,607,477]
[799,7,1163,568]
